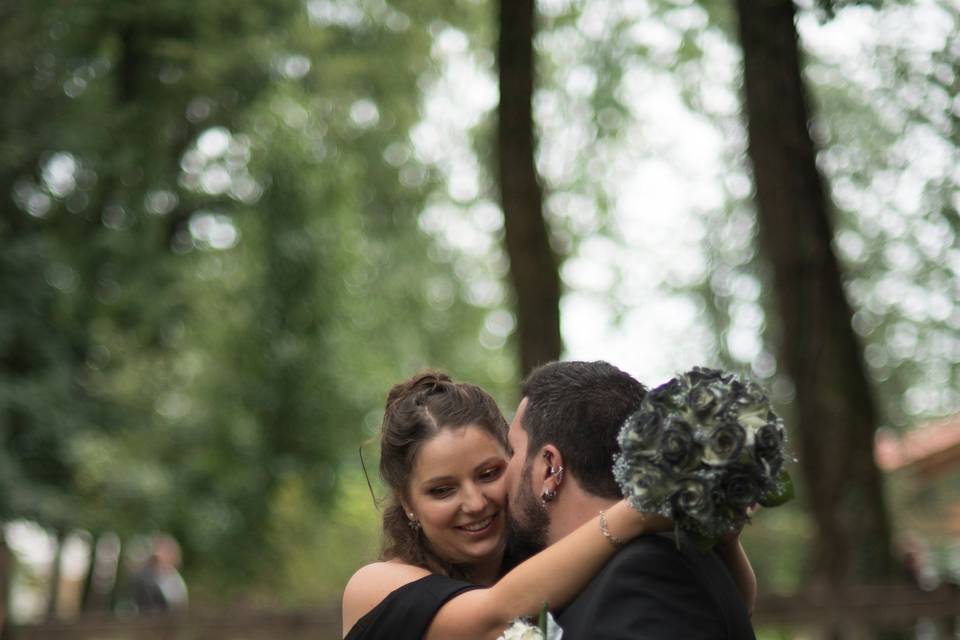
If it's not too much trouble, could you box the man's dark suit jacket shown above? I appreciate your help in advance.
[557,534,756,639]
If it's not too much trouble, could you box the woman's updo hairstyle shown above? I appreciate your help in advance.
[379,370,509,577]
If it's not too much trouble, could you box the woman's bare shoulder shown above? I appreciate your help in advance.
[341,561,432,636]
[346,559,431,594]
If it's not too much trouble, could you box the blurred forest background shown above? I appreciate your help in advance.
[2,0,959,637]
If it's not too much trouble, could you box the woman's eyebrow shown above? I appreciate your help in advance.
[473,456,504,471]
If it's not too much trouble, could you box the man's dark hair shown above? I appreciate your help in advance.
[520,360,646,499]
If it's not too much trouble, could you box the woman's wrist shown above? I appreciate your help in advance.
[714,536,742,557]
[610,499,673,539]
[604,500,646,541]
[598,509,627,547]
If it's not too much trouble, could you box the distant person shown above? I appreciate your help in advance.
[897,533,939,590]
[129,534,188,614]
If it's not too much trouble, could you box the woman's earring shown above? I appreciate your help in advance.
[407,512,421,531]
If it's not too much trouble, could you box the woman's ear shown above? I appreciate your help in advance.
[398,494,414,520]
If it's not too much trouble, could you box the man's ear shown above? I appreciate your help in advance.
[538,444,565,493]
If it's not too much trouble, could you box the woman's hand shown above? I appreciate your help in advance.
[603,499,673,543]
[639,510,674,535]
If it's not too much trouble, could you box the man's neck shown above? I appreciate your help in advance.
[546,485,619,546]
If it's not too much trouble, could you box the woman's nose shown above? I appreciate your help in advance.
[461,483,488,513]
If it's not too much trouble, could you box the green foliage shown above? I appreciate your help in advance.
[5,0,957,607]
[758,471,794,508]
[744,498,813,593]
[524,0,960,594]
[1,0,517,599]
[263,468,381,605]
[804,1,960,430]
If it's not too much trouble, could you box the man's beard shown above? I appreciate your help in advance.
[505,461,550,565]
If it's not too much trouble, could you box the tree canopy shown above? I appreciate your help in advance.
[2,0,958,618]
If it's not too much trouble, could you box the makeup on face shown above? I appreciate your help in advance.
[406,425,509,568]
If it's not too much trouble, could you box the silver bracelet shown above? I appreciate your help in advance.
[599,510,625,548]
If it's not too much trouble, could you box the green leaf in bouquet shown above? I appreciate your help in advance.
[538,601,550,634]
[759,470,794,508]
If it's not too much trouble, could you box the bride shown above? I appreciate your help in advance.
[342,371,755,639]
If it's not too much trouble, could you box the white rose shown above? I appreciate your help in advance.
[498,620,543,640]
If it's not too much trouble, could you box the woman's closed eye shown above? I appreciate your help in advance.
[478,465,504,482]
[428,486,454,498]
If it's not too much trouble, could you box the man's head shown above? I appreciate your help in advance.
[505,361,646,554]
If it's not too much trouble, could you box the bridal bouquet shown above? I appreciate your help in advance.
[613,367,793,548]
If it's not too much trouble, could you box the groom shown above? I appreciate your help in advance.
[504,360,756,639]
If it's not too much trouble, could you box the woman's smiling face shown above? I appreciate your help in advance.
[404,424,509,571]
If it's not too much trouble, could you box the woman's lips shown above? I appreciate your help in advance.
[456,512,498,536]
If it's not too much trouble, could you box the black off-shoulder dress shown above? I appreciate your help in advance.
[344,574,483,640]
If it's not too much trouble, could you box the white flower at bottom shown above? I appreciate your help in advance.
[544,612,564,639]
[498,619,543,640]
[497,613,564,640]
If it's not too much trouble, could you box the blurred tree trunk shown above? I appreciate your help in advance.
[84,533,122,614]
[80,533,101,613]
[735,0,895,589]
[0,528,9,637]
[496,0,562,375]
[45,531,63,620]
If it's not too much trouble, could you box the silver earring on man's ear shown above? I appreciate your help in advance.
[540,464,564,506]
[540,487,557,507]
[551,465,564,486]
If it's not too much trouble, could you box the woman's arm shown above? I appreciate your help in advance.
[426,500,670,640]
[714,535,757,614]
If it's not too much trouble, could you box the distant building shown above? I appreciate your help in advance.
[875,415,960,583]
